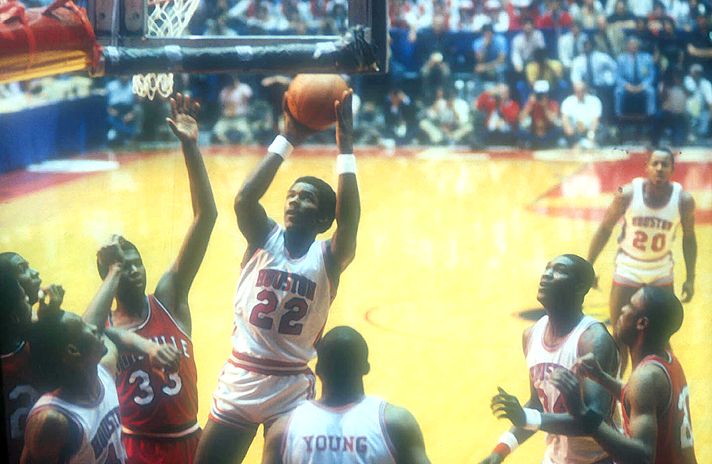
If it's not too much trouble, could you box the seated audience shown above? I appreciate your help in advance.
[561,81,603,148]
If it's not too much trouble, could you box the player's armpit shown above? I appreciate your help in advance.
[384,404,431,464]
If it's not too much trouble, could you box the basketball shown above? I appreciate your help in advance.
[285,74,349,131]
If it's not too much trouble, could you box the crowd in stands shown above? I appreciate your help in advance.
[2,0,712,150]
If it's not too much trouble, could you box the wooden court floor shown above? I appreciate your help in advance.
[1,146,710,463]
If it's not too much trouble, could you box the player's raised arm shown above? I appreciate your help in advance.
[587,185,632,270]
[327,90,360,275]
[83,237,124,328]
[155,93,218,332]
[234,99,315,249]
[679,191,696,302]
[384,404,431,464]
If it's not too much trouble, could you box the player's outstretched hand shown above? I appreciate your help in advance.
[281,93,317,146]
[681,280,694,303]
[97,235,126,274]
[37,284,65,318]
[167,93,200,144]
[574,353,605,383]
[478,454,504,464]
[335,89,354,154]
[148,343,181,379]
[491,387,526,427]
[550,369,585,416]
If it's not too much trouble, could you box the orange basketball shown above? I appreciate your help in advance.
[286,74,349,131]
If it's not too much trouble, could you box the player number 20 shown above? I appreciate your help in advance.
[632,231,666,252]
[249,289,309,335]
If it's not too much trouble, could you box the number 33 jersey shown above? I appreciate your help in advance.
[619,177,681,262]
[232,225,334,367]
[111,295,199,437]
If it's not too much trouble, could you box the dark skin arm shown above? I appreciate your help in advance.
[21,409,75,464]
[154,93,218,336]
[480,328,539,464]
[384,404,431,464]
[234,98,315,255]
[679,191,696,302]
[490,325,618,436]
[588,184,632,286]
[326,90,361,279]
[575,352,625,399]
[553,365,665,463]
[261,414,288,464]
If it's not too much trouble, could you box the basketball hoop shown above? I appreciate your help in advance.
[132,0,200,99]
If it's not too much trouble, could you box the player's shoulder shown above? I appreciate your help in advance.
[579,322,615,352]
[628,361,672,406]
[384,402,421,437]
[679,189,695,210]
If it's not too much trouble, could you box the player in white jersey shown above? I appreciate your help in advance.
[481,255,619,464]
[22,309,127,463]
[262,326,430,464]
[195,92,360,464]
[587,148,696,371]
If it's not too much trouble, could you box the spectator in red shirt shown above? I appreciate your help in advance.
[518,80,562,148]
[474,84,521,145]
[536,0,573,29]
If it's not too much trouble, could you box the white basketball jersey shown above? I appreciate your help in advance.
[525,315,609,464]
[282,396,396,464]
[619,178,681,261]
[232,225,333,366]
[28,366,126,463]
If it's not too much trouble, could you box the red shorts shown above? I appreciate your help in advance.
[123,429,201,464]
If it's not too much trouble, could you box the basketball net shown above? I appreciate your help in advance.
[132,0,200,99]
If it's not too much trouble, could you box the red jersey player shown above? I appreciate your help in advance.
[552,286,697,464]
[84,93,217,464]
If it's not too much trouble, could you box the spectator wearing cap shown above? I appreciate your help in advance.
[561,81,603,148]
[571,37,618,122]
[474,83,521,145]
[684,63,712,140]
[473,24,509,84]
[521,47,566,104]
[511,17,546,74]
[473,0,510,33]
[518,80,562,148]
[615,36,656,117]
[558,21,587,71]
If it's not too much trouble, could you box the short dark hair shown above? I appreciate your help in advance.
[641,286,683,341]
[29,309,69,391]
[649,147,675,169]
[292,176,336,230]
[0,251,20,274]
[562,254,595,295]
[481,23,494,33]
[96,237,140,279]
[316,326,369,383]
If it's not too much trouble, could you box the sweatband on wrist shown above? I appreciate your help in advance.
[523,408,542,431]
[493,431,519,457]
[336,154,357,174]
[268,135,293,159]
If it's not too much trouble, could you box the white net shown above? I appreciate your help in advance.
[132,0,200,100]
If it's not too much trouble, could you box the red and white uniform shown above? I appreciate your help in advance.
[211,225,331,429]
[110,295,200,463]
[525,315,610,464]
[615,178,682,286]
[2,342,40,464]
[622,351,697,464]
[282,396,396,464]
[28,365,126,463]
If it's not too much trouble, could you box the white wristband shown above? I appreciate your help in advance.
[336,154,357,175]
[268,135,293,159]
[523,408,542,431]
[498,431,519,451]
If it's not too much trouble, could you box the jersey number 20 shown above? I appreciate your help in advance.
[632,231,666,252]
[249,289,309,335]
